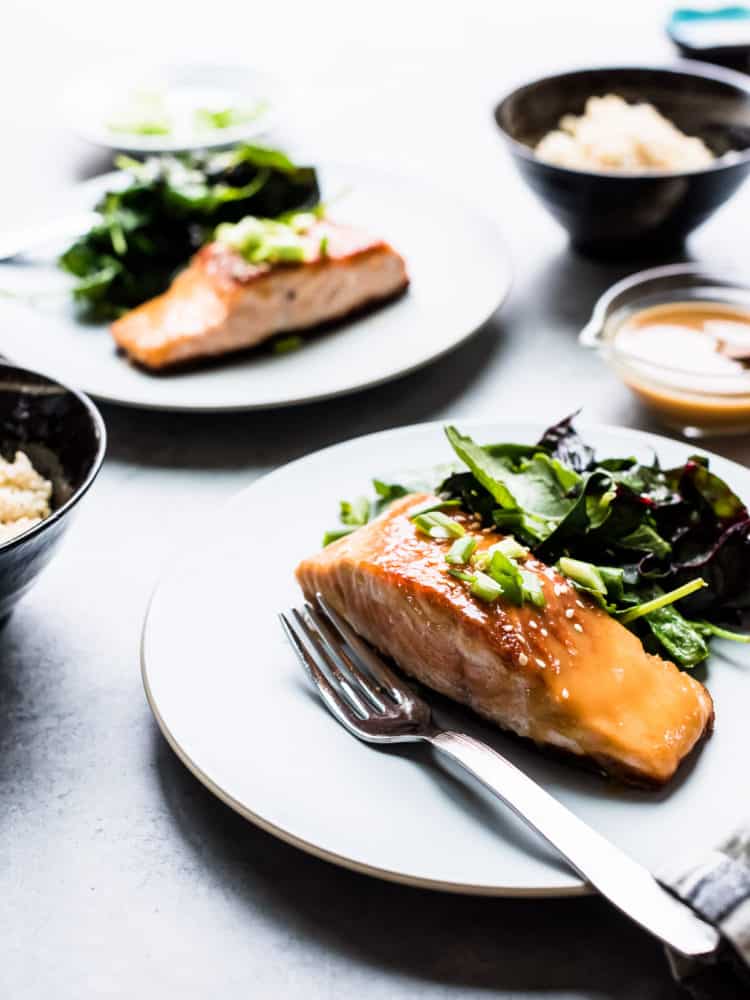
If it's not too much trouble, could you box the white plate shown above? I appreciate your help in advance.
[141,420,750,896]
[62,63,277,154]
[0,165,510,412]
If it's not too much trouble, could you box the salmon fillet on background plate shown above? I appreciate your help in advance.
[296,493,714,787]
[111,219,409,371]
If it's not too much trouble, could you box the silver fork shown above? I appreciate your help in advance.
[280,594,721,962]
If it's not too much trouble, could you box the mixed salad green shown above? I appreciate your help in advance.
[325,414,750,669]
[59,144,319,319]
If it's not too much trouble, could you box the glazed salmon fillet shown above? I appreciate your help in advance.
[296,494,714,786]
[111,220,408,370]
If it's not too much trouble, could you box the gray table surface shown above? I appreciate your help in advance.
[2,2,748,996]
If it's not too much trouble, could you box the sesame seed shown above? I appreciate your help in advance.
[540,627,548,637]
[553,584,563,597]
[565,609,574,619]
[576,600,585,609]
[561,687,569,699]
[481,527,493,534]
[535,658,546,669]
[502,624,514,632]
[573,623,583,633]
[518,653,528,666]
[528,619,538,629]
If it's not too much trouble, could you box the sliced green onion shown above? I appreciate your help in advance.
[322,527,356,546]
[618,578,707,626]
[487,549,524,605]
[445,535,477,565]
[319,235,329,258]
[108,119,171,136]
[107,92,172,136]
[264,242,306,263]
[490,536,528,560]
[412,513,445,538]
[215,214,308,265]
[470,571,503,603]
[340,496,370,527]
[558,557,607,596]
[193,102,268,130]
[448,568,475,584]
[408,498,462,518]
[520,570,546,608]
[471,549,489,571]
[411,510,465,540]
[429,511,466,536]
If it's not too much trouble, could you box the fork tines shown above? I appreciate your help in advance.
[279,594,424,741]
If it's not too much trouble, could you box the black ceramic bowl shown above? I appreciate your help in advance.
[0,364,105,618]
[494,62,750,257]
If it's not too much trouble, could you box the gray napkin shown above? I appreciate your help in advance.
[660,825,750,996]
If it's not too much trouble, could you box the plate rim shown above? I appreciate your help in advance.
[1,165,512,413]
[141,416,743,897]
[140,617,589,899]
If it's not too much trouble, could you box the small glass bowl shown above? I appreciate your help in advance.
[580,263,750,437]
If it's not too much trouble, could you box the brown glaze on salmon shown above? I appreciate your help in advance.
[296,494,714,786]
[111,220,409,370]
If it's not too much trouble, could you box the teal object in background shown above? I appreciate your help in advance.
[668,6,750,71]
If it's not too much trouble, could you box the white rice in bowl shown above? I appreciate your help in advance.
[535,94,716,173]
[0,450,53,543]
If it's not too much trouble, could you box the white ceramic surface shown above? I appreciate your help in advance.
[0,165,510,412]
[141,419,750,896]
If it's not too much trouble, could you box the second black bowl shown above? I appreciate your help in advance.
[494,62,750,257]
[0,364,105,619]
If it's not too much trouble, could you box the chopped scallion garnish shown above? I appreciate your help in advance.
[470,571,503,603]
[216,212,317,265]
[193,102,268,131]
[408,498,462,518]
[557,557,607,596]
[487,548,524,605]
[520,570,546,608]
[471,549,489,571]
[322,527,356,547]
[447,568,475,584]
[340,496,370,527]
[411,509,465,540]
[491,536,528,560]
[448,567,504,602]
[445,535,477,565]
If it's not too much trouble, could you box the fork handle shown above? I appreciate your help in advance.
[430,731,720,961]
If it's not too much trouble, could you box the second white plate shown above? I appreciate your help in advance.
[141,419,750,895]
[0,164,510,411]
[62,63,277,154]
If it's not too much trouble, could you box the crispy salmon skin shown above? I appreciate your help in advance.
[111,220,409,370]
[296,494,714,786]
